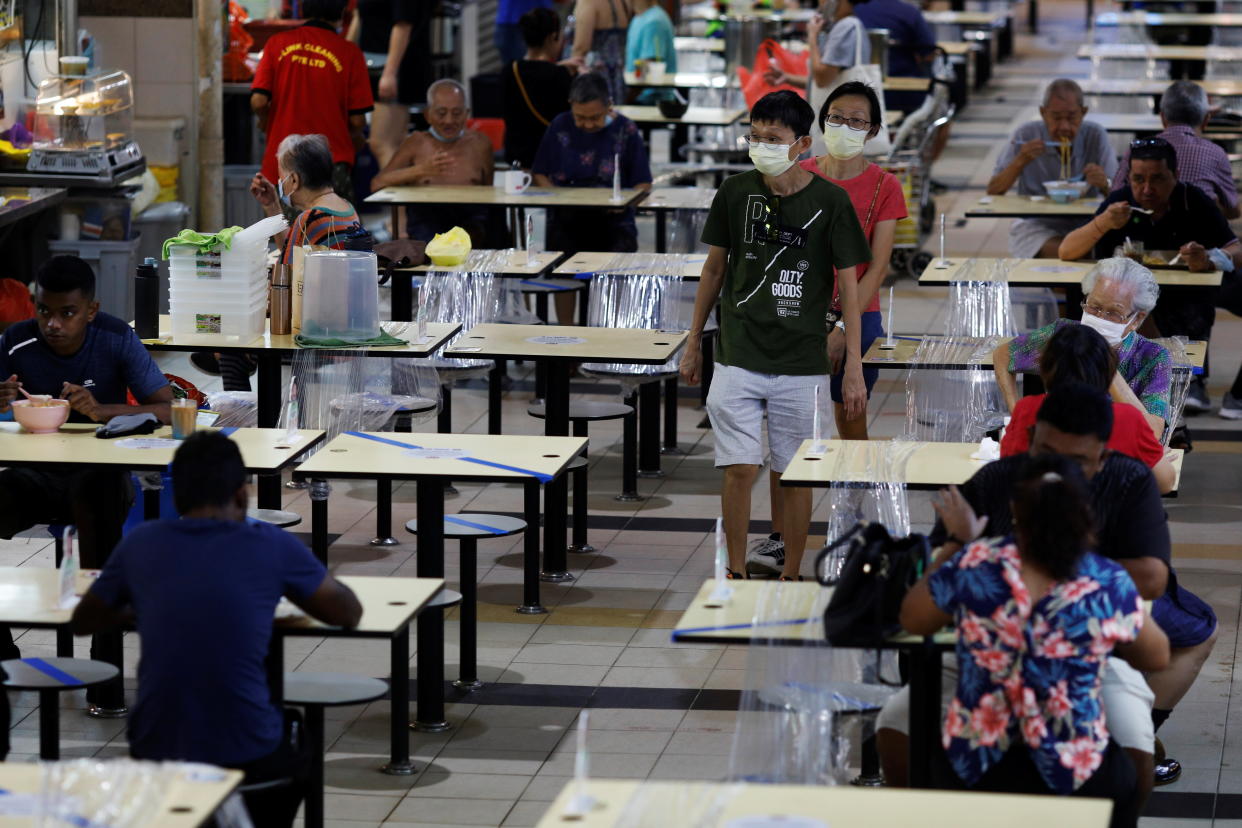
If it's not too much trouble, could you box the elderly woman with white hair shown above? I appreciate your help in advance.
[992,258,1171,439]
[251,133,363,265]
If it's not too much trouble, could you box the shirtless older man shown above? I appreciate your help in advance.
[372,78,495,244]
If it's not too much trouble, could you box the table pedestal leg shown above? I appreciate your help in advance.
[656,212,667,254]
[382,625,416,774]
[371,480,398,546]
[540,363,572,583]
[637,381,664,479]
[304,705,326,828]
[412,478,449,732]
[661,376,682,455]
[518,482,547,614]
[256,352,284,510]
[907,642,942,789]
[311,479,330,566]
[488,362,504,435]
[454,537,481,691]
[39,689,58,760]
[617,392,641,502]
[391,271,413,323]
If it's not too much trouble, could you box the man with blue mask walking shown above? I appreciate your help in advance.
[372,79,495,245]
[679,90,871,582]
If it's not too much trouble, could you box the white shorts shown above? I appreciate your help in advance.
[706,363,827,474]
[875,656,1155,753]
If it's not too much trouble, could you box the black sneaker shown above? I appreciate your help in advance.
[1184,378,1210,415]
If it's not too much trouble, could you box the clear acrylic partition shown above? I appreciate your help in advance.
[581,256,686,383]
[820,439,919,584]
[1154,335,1193,447]
[38,759,197,828]
[414,262,502,374]
[280,350,441,458]
[726,582,900,786]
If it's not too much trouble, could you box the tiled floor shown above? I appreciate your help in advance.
[7,1,1242,825]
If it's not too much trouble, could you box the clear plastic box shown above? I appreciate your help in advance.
[170,299,266,337]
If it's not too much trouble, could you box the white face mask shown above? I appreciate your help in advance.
[1080,311,1132,347]
[749,142,797,177]
[824,122,868,160]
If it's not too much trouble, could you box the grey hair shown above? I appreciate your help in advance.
[1082,257,1160,313]
[569,72,612,106]
[426,78,468,106]
[275,133,334,189]
[1160,81,1209,127]
[1042,78,1085,108]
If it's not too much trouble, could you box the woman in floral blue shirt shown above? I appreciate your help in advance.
[901,456,1170,828]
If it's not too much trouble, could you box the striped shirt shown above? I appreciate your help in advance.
[281,205,362,264]
[1110,124,1238,211]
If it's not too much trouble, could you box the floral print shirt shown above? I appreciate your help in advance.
[928,538,1144,793]
[1006,318,1172,422]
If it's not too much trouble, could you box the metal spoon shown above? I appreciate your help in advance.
[1129,205,1154,215]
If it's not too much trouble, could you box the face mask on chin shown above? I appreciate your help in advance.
[749,142,796,177]
[1080,311,1132,346]
[429,126,461,143]
[824,122,868,160]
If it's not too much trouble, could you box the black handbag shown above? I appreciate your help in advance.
[817,521,931,647]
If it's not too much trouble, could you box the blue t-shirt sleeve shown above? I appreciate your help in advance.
[277,532,328,601]
[913,12,936,52]
[88,542,131,609]
[120,327,169,402]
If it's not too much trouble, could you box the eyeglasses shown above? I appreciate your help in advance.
[824,114,871,131]
[744,135,796,147]
[1080,300,1134,325]
[1130,137,1171,150]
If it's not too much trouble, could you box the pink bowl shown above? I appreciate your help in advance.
[11,399,71,434]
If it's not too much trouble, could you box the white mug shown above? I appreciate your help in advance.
[504,170,532,195]
[647,61,667,83]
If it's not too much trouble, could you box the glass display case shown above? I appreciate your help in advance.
[33,69,135,152]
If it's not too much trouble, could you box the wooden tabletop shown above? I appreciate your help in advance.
[963,194,1101,218]
[924,9,1009,26]
[780,438,991,490]
[0,424,322,472]
[536,779,1112,827]
[399,250,564,276]
[918,257,1223,287]
[1091,112,1162,133]
[780,438,1184,494]
[554,251,706,280]
[1078,43,1242,61]
[1095,11,1242,26]
[635,186,716,212]
[444,323,687,364]
[673,579,830,645]
[1079,78,1242,97]
[366,185,648,210]
[623,71,733,89]
[293,430,586,484]
[936,40,974,55]
[883,75,932,92]
[863,334,1207,371]
[616,105,745,126]
[0,761,243,828]
[0,567,443,638]
[142,318,461,357]
[673,35,723,52]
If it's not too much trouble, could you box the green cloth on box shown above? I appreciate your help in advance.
[293,329,408,349]
[162,226,244,260]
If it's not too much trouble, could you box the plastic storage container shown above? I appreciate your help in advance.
[47,235,141,321]
[170,298,267,337]
[300,251,381,340]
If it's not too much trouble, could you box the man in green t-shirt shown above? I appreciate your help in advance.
[679,90,871,581]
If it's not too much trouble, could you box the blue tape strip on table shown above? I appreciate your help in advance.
[520,279,574,291]
[444,515,510,535]
[342,431,554,482]
[219,426,238,436]
[23,657,85,686]
[672,616,815,637]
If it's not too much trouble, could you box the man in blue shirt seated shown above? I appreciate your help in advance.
[72,431,363,828]
[0,256,172,709]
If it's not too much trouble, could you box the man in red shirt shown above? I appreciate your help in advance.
[251,0,373,200]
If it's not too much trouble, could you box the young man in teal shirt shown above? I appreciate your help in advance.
[679,90,871,580]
